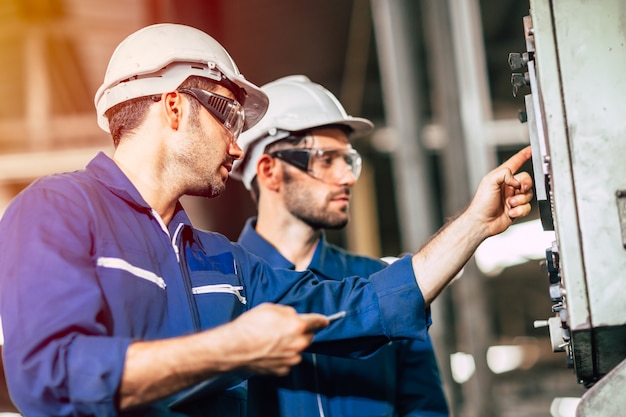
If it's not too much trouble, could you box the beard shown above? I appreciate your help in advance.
[186,178,225,199]
[282,169,349,230]
[182,117,230,199]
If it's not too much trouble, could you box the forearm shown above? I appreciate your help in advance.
[413,147,534,306]
[119,303,325,410]
[411,209,486,306]
[119,327,240,409]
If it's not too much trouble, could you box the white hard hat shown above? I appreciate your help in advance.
[231,75,373,189]
[94,23,268,133]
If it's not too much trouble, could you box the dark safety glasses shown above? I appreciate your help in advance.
[269,147,363,183]
[178,87,245,142]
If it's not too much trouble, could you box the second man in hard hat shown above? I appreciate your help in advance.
[232,75,449,416]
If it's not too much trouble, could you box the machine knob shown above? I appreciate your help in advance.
[511,73,530,97]
[536,317,567,352]
[508,52,530,70]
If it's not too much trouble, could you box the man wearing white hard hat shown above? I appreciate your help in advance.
[0,23,534,417]
[232,75,448,417]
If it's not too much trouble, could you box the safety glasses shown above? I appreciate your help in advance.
[269,147,362,183]
[178,87,245,142]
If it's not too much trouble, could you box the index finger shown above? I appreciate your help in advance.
[299,313,330,333]
[499,146,532,174]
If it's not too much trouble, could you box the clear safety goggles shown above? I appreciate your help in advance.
[178,87,245,142]
[269,147,363,183]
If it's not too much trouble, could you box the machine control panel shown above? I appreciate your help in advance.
[513,0,626,393]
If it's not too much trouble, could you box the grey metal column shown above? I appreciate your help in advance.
[422,0,495,416]
[371,0,498,415]
[447,1,496,416]
[421,0,474,414]
[369,0,437,253]
[369,0,454,415]
[447,0,495,187]
[341,0,383,258]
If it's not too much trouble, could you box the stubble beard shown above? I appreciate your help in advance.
[282,170,349,231]
[184,118,228,199]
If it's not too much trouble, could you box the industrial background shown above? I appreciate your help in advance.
[1,0,610,416]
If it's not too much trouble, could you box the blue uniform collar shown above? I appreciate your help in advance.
[85,152,152,210]
[238,217,296,269]
[237,217,344,278]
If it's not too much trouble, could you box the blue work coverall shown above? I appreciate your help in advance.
[239,218,449,417]
[0,153,429,417]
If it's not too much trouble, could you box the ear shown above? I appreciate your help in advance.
[256,154,282,192]
[161,91,184,130]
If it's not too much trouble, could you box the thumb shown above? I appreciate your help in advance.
[299,313,330,333]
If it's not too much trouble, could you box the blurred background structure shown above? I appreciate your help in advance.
[0,0,593,416]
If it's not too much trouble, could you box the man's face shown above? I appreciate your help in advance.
[178,85,243,198]
[279,128,357,230]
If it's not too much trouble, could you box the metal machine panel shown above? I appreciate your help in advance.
[549,2,626,328]
[520,0,626,388]
[528,0,588,333]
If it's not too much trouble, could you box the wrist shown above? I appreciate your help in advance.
[456,208,490,246]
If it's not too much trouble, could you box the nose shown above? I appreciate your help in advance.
[229,140,244,161]
[336,165,357,187]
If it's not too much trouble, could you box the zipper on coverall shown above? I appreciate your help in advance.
[171,223,202,331]
[312,353,326,417]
